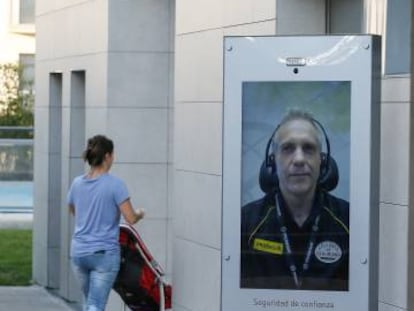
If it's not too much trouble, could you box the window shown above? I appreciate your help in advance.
[19,54,35,108]
[19,0,35,24]
[10,0,35,34]
[19,54,34,85]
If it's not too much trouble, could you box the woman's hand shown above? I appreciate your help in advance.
[120,199,145,224]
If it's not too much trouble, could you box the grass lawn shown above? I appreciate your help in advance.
[0,229,32,285]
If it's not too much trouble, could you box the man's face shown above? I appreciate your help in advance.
[274,119,321,198]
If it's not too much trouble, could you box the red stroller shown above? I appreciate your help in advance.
[113,224,172,311]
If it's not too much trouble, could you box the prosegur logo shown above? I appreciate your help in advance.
[314,241,342,264]
[253,238,283,255]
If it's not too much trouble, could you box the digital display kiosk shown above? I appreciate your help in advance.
[222,35,381,311]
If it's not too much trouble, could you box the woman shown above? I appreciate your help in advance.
[67,134,144,311]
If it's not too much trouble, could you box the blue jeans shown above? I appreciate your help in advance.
[71,250,120,311]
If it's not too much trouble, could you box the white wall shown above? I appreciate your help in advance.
[379,75,410,311]
[34,1,174,310]
[34,0,111,302]
[365,2,410,309]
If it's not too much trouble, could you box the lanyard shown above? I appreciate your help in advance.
[275,193,320,289]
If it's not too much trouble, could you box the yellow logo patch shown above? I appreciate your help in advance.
[253,238,283,255]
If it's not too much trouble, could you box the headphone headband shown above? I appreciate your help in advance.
[265,118,330,166]
[259,117,338,194]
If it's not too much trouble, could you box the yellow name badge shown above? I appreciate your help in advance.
[253,238,283,255]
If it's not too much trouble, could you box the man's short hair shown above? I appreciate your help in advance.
[272,108,323,151]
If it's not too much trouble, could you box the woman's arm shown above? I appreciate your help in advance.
[119,199,145,225]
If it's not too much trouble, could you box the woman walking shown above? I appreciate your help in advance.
[67,134,144,311]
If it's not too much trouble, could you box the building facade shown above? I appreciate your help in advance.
[0,0,35,64]
[34,0,412,310]
[0,0,35,110]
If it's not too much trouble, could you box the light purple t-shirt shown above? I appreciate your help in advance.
[67,173,129,257]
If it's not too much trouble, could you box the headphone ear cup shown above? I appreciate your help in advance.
[259,154,279,194]
[318,152,339,192]
[319,152,329,174]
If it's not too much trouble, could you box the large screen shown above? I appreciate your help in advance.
[240,81,350,291]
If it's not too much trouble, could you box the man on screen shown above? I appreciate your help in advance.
[241,109,349,291]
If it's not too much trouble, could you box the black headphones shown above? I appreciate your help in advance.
[259,118,339,194]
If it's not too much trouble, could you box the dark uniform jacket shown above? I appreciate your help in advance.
[241,190,349,291]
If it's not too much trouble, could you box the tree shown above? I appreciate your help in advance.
[0,63,34,138]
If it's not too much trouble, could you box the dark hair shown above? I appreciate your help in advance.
[82,135,114,167]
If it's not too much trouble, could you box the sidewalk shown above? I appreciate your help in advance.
[0,286,76,311]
